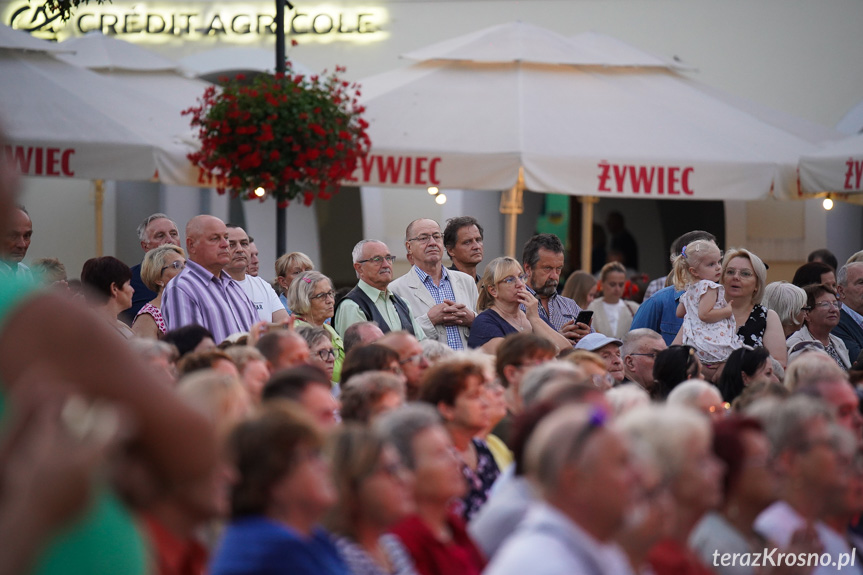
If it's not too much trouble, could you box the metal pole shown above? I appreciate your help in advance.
[94,179,104,257]
[579,196,597,272]
[275,0,287,256]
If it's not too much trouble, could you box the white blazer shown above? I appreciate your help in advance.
[389,265,479,349]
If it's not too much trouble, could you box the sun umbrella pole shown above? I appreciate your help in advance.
[500,167,525,258]
[94,179,104,257]
[579,196,597,272]
[275,0,288,256]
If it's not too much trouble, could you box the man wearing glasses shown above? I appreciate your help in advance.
[620,328,667,393]
[390,219,479,350]
[123,212,181,324]
[334,239,425,339]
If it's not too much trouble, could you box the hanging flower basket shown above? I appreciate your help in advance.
[184,63,370,208]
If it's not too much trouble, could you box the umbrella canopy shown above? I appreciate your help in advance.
[56,32,211,185]
[0,22,67,53]
[798,132,863,196]
[0,24,199,182]
[352,22,838,202]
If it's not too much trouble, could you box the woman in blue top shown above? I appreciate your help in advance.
[468,257,570,354]
[210,400,349,575]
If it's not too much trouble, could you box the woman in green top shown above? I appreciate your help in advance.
[287,270,346,383]
[0,132,218,575]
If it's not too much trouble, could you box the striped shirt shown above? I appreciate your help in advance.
[162,259,258,343]
[415,266,463,350]
[523,286,593,345]
[333,534,417,575]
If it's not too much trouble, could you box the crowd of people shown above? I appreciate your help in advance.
[3,134,863,575]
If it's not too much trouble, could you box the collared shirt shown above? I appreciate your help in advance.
[162,259,258,343]
[334,279,424,340]
[845,304,863,331]
[0,260,31,279]
[449,263,480,283]
[415,266,463,350]
[523,286,590,344]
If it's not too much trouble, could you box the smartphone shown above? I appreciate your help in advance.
[574,310,593,326]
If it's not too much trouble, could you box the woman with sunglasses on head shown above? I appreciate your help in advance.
[468,257,571,354]
[132,244,186,339]
[289,271,345,382]
[786,284,851,370]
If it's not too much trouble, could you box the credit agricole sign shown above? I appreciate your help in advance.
[3,1,387,43]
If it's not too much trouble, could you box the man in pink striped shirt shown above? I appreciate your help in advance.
[162,215,258,343]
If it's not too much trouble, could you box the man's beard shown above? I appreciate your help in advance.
[534,281,558,297]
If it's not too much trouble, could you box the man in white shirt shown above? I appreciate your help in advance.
[0,205,32,278]
[753,396,860,575]
[485,404,637,575]
[225,224,289,324]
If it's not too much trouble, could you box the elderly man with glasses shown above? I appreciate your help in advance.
[389,219,478,350]
[334,239,425,339]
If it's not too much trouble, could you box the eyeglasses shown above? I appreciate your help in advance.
[160,260,185,274]
[315,348,336,361]
[808,301,842,311]
[499,273,528,285]
[357,255,396,265]
[399,352,425,366]
[724,268,754,279]
[407,232,443,244]
[310,290,336,301]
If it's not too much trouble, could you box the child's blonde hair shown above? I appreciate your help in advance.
[671,239,719,289]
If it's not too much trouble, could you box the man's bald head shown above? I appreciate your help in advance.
[185,215,230,274]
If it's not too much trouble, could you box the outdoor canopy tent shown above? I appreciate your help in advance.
[798,132,863,205]
[352,23,842,261]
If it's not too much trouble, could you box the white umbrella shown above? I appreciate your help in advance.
[55,32,211,186]
[0,24,199,182]
[798,133,863,202]
[353,23,841,259]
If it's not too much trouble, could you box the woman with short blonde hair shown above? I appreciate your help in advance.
[133,244,186,339]
[468,257,570,354]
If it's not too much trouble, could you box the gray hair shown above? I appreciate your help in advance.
[128,338,178,362]
[351,240,386,279]
[373,403,442,470]
[616,404,710,481]
[847,251,863,265]
[784,352,847,393]
[525,404,606,493]
[621,328,664,358]
[605,384,651,417]
[136,213,175,242]
[747,395,833,458]
[667,379,721,408]
[520,361,584,407]
[287,270,331,316]
[763,281,808,330]
[837,262,863,287]
[420,339,454,363]
[296,325,332,349]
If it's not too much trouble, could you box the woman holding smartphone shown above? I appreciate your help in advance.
[468,257,571,354]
